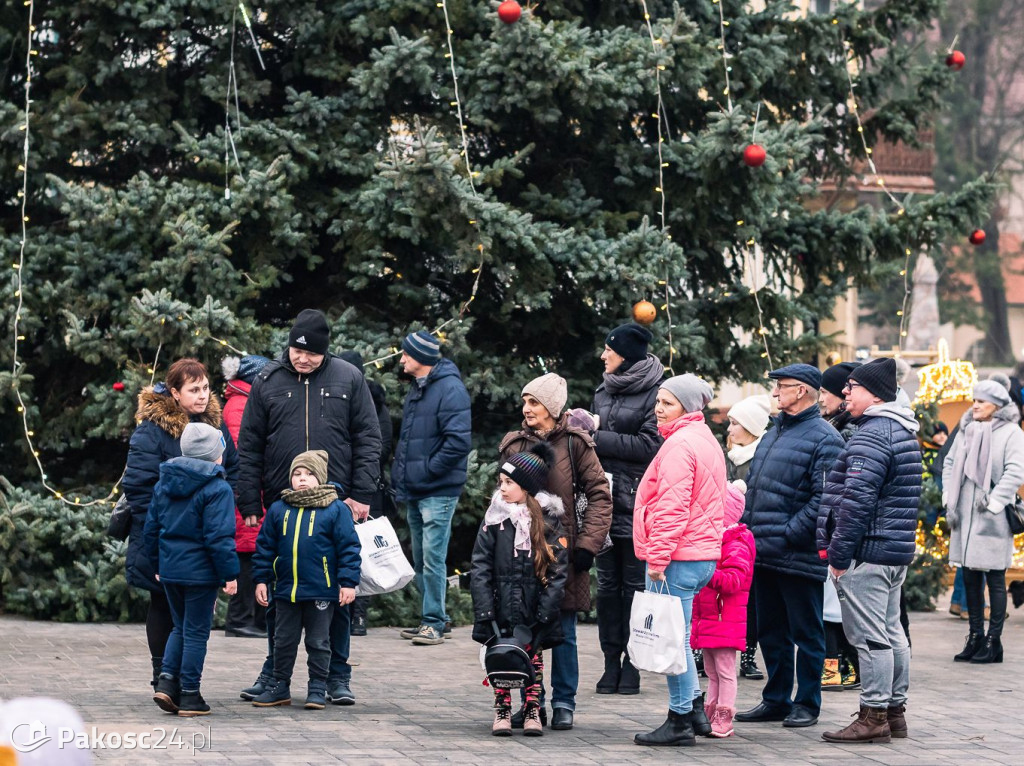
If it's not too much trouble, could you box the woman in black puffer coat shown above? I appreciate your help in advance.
[122,358,238,690]
[589,324,663,695]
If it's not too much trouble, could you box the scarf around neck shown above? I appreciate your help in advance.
[728,438,760,468]
[484,492,534,555]
[280,484,339,508]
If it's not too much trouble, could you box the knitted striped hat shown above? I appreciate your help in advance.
[500,443,555,496]
[402,330,442,366]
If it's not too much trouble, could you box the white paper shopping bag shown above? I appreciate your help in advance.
[354,516,415,596]
[626,584,688,675]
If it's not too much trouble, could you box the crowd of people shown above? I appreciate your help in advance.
[127,308,1022,746]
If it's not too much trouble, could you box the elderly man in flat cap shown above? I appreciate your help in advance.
[735,364,844,730]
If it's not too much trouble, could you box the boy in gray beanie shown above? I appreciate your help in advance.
[145,422,239,717]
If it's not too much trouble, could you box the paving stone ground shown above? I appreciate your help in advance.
[1,589,1022,764]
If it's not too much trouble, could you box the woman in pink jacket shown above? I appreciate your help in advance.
[690,482,755,738]
[633,374,727,748]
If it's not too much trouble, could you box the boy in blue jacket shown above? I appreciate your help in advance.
[252,450,362,709]
[145,422,240,717]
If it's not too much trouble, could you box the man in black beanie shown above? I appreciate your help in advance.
[818,356,921,743]
[236,308,382,706]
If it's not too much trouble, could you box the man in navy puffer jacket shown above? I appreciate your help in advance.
[736,364,843,730]
[819,358,921,744]
[392,330,473,646]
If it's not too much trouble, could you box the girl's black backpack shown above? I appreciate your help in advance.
[484,623,535,690]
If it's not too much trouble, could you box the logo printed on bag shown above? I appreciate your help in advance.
[373,534,388,549]
[644,613,654,631]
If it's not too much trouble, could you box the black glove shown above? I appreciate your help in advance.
[573,548,595,573]
[472,620,496,645]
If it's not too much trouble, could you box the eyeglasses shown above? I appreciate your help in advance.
[843,382,863,392]
[772,382,803,391]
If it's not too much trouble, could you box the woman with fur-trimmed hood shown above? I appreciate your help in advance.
[123,358,239,690]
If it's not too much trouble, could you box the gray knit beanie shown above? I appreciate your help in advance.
[180,422,226,463]
[973,379,1011,408]
[660,374,714,413]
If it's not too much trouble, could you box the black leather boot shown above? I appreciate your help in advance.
[740,647,764,680]
[689,692,712,736]
[596,653,621,694]
[953,632,985,662]
[970,635,1003,664]
[634,710,695,747]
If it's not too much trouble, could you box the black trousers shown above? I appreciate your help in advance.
[754,566,825,715]
[225,553,266,631]
[595,536,646,657]
[825,620,859,676]
[964,567,1007,638]
[273,599,335,688]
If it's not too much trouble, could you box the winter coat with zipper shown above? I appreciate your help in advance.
[499,415,613,612]
[223,379,261,553]
[633,412,727,573]
[236,352,382,517]
[143,457,240,586]
[743,403,844,583]
[123,384,239,592]
[727,436,763,482]
[392,358,472,502]
[252,485,362,602]
[818,402,922,571]
[470,491,569,649]
[591,354,664,538]
[691,522,755,652]
[942,403,1024,570]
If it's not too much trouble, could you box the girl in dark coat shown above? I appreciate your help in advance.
[471,444,569,737]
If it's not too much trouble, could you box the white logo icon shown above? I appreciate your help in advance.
[296,335,307,344]
[11,720,52,752]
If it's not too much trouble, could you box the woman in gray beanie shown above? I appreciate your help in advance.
[633,374,726,746]
[943,378,1024,664]
[498,372,613,731]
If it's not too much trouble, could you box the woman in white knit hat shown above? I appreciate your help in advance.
[724,394,771,682]
[726,395,771,482]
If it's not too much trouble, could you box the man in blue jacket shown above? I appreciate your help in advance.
[736,364,844,729]
[392,331,473,646]
[818,358,921,744]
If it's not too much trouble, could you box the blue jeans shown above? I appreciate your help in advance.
[406,495,459,631]
[647,560,716,715]
[161,583,219,692]
[532,610,579,711]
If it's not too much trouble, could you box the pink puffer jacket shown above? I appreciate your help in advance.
[633,412,726,573]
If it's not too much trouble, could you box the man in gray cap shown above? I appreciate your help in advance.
[736,364,844,729]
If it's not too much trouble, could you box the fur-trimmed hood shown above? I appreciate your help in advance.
[135,383,224,438]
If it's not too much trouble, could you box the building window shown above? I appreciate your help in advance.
[815,0,831,13]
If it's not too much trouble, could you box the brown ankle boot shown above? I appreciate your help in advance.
[822,705,891,744]
[886,704,907,739]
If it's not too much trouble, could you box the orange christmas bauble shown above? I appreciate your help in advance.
[633,300,657,325]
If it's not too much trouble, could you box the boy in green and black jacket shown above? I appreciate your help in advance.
[252,450,362,709]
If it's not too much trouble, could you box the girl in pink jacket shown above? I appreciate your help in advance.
[691,482,755,738]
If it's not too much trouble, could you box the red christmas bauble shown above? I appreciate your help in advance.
[946,51,966,71]
[743,144,767,167]
[969,229,986,245]
[498,0,522,24]
[112,382,125,392]
[633,300,657,326]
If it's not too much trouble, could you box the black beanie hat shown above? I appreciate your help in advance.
[288,309,330,355]
[500,443,555,497]
[820,362,861,399]
[606,323,653,363]
[339,350,365,375]
[849,358,898,403]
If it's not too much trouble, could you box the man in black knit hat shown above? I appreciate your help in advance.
[817,357,922,744]
[237,308,382,707]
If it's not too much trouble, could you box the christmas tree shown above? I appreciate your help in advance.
[0,2,996,611]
